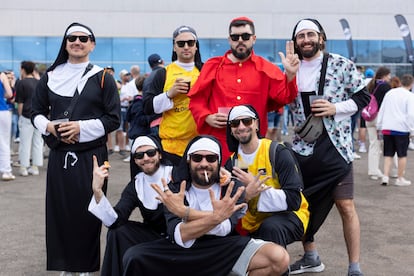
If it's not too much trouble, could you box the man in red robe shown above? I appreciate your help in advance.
[189,16,299,160]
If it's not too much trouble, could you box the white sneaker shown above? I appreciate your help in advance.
[395,177,411,186]
[114,145,120,152]
[409,141,414,151]
[19,167,29,177]
[353,152,361,159]
[125,144,131,151]
[28,166,39,176]
[123,155,131,163]
[381,176,389,186]
[369,175,379,180]
[2,172,16,181]
[358,142,367,153]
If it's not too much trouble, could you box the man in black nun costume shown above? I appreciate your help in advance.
[122,135,290,276]
[31,22,120,274]
[89,135,173,276]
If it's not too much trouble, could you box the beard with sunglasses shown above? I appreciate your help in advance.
[31,22,121,274]
[189,16,300,162]
[89,135,173,276]
[142,25,203,166]
[123,135,290,276]
[224,105,309,251]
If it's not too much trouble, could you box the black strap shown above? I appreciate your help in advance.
[317,52,329,95]
[62,63,93,119]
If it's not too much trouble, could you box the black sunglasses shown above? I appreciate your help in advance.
[229,117,254,128]
[175,40,196,48]
[133,149,158,160]
[230,33,253,42]
[189,154,219,163]
[66,35,91,43]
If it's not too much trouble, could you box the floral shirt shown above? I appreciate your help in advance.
[291,53,365,163]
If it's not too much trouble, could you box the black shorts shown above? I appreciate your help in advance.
[383,134,409,157]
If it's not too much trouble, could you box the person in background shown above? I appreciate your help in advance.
[15,61,43,177]
[377,74,414,186]
[120,65,141,154]
[88,135,173,276]
[122,135,291,276]
[365,66,392,181]
[143,25,203,166]
[288,18,369,276]
[188,16,299,161]
[266,107,283,142]
[143,53,165,137]
[113,69,131,154]
[357,68,374,154]
[0,70,15,181]
[31,22,120,274]
[5,70,19,149]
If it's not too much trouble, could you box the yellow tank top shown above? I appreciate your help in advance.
[160,63,199,156]
[238,139,309,233]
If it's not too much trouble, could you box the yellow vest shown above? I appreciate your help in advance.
[238,139,309,233]
[160,63,199,156]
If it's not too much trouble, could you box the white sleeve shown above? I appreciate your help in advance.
[78,119,106,142]
[174,222,196,248]
[33,115,50,135]
[88,195,118,227]
[257,188,288,212]
[334,99,358,122]
[206,219,231,236]
[153,92,174,114]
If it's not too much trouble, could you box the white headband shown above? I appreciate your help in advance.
[187,138,220,161]
[66,26,92,36]
[294,20,320,37]
[229,105,257,121]
[131,136,158,153]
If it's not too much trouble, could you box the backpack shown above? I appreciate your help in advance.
[361,85,380,121]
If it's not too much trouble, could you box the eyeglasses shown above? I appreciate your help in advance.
[133,149,158,160]
[189,154,219,163]
[66,35,91,43]
[175,40,196,48]
[229,33,253,41]
[229,117,254,128]
[296,31,318,41]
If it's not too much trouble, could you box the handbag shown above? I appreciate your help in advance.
[294,52,328,143]
[361,84,381,121]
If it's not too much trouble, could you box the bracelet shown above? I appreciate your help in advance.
[166,91,172,99]
[182,206,190,223]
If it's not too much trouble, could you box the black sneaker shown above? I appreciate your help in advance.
[290,256,325,274]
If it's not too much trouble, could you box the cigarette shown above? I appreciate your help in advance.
[104,161,111,168]
[204,170,209,183]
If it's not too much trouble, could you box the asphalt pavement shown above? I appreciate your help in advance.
[1,136,413,275]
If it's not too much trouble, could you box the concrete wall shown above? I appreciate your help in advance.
[1,0,414,40]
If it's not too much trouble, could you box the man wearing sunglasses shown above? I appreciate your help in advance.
[224,105,309,249]
[143,25,203,166]
[123,135,290,276]
[89,135,173,276]
[31,22,121,275]
[288,19,369,276]
[189,16,300,161]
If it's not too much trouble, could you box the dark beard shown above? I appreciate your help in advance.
[231,46,252,60]
[299,41,321,59]
[190,168,220,187]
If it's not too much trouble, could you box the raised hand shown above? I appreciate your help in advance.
[151,179,187,217]
[209,181,246,223]
[279,40,300,81]
[92,155,110,203]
